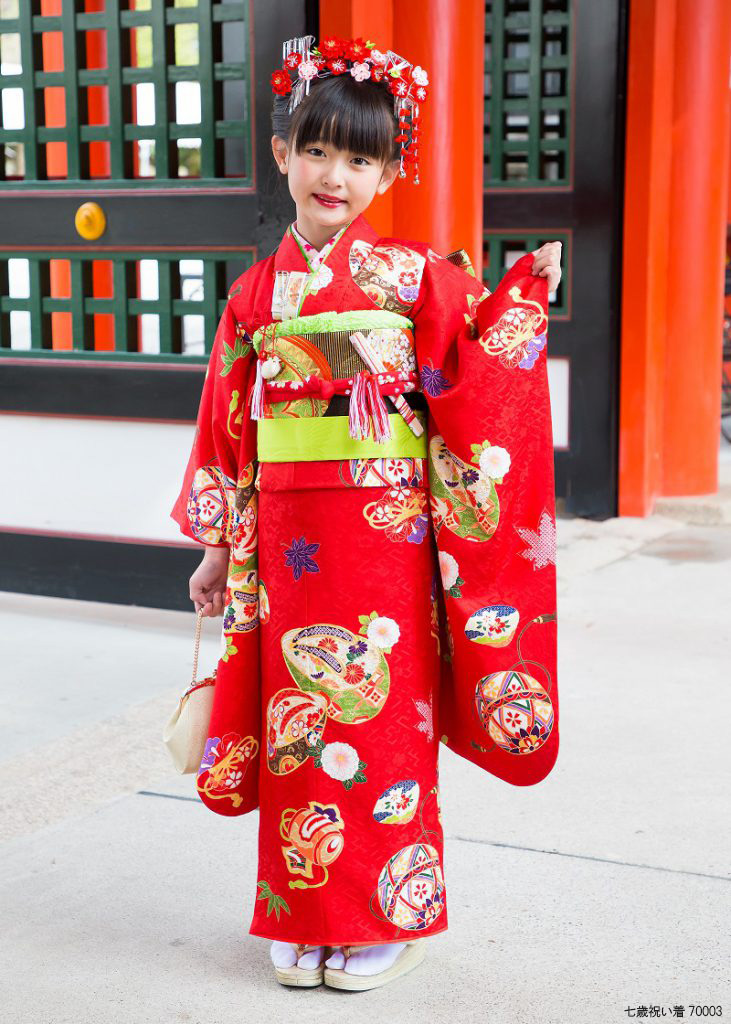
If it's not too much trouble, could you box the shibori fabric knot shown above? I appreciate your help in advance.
[271,34,429,184]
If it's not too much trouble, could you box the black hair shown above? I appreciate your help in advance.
[271,73,400,168]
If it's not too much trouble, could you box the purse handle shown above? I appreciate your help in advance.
[192,608,204,684]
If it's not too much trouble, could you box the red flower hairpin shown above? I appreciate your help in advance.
[270,34,428,185]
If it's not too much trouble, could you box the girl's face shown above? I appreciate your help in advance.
[271,134,400,249]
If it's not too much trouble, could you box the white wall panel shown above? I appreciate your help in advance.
[0,414,197,545]
[547,356,570,449]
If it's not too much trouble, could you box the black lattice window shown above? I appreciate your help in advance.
[485,0,572,187]
[0,250,254,359]
[0,0,251,186]
[484,232,568,314]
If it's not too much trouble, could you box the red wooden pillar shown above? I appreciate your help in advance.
[319,0,394,237]
[661,0,731,496]
[618,0,676,516]
[620,0,731,513]
[319,0,484,274]
[393,0,484,275]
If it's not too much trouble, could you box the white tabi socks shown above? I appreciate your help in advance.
[269,940,324,970]
[325,942,407,976]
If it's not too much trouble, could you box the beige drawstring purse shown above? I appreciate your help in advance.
[162,609,217,774]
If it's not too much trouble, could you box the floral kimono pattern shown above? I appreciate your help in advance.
[170,213,558,945]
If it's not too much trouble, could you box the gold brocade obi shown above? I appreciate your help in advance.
[248,310,427,462]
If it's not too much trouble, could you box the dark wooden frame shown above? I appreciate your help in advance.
[0,0,314,608]
[484,0,629,519]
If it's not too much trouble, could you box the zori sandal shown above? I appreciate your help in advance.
[271,943,326,987]
[323,939,426,991]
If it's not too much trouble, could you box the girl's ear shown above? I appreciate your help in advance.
[376,159,401,194]
[271,135,289,174]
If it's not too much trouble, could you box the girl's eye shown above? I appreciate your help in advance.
[305,147,368,165]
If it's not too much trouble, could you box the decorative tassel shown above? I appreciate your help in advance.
[349,329,419,436]
[365,374,392,441]
[248,355,266,420]
[348,371,370,440]
[347,371,393,442]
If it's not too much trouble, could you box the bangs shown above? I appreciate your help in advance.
[290,75,399,165]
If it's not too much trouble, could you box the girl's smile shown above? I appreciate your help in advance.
[312,192,347,208]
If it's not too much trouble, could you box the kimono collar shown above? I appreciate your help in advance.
[290,219,349,269]
[273,211,380,276]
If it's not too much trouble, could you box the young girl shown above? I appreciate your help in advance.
[170,34,562,992]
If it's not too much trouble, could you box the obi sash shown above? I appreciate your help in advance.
[257,409,428,462]
[248,310,427,459]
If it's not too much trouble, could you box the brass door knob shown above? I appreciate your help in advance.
[74,201,106,240]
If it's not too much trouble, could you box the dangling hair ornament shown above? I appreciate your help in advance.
[270,34,428,185]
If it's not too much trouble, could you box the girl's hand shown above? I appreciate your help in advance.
[189,546,230,616]
[531,240,562,293]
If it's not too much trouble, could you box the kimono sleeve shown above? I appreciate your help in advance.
[169,291,262,819]
[169,297,258,547]
[413,250,559,786]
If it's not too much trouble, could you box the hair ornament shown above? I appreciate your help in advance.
[270,34,428,185]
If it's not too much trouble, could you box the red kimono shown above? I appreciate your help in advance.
[170,212,558,945]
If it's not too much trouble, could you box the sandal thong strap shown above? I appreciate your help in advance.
[341,943,391,959]
[294,943,325,961]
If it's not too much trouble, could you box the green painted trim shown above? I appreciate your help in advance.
[252,310,413,350]
[197,0,216,180]
[3,0,253,189]
[105,0,126,181]
[257,411,427,462]
[483,230,568,315]
[484,0,572,188]
[0,248,253,357]
[17,1,40,180]
[60,2,82,179]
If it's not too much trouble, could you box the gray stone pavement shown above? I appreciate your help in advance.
[1,450,730,1023]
